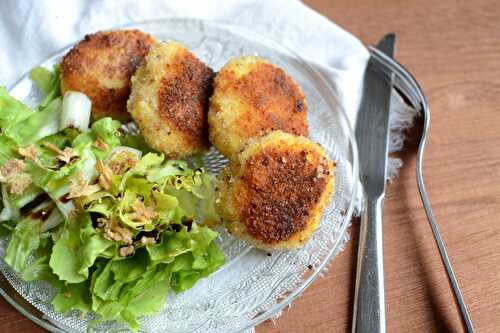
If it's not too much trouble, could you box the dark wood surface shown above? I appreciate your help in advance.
[1,1,499,332]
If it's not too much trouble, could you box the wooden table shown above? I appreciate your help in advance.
[1,1,499,332]
[258,1,500,332]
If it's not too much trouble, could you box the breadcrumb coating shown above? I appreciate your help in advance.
[127,41,214,157]
[61,29,155,122]
[208,56,309,159]
[216,131,334,250]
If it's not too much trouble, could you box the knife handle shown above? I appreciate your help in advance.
[352,194,386,333]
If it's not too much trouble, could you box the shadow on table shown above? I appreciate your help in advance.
[348,118,458,332]
[391,118,456,332]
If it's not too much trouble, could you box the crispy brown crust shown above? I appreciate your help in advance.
[157,49,214,149]
[214,61,308,138]
[61,30,155,122]
[236,147,330,244]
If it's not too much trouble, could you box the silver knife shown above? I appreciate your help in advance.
[352,33,396,333]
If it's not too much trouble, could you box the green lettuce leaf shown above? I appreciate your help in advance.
[20,118,120,219]
[124,178,155,204]
[0,82,225,331]
[26,136,96,218]
[30,65,61,109]
[91,262,170,331]
[120,133,156,155]
[52,281,92,314]
[91,118,121,148]
[197,173,219,223]
[4,97,61,145]
[4,183,43,212]
[20,254,51,281]
[146,160,191,183]
[87,223,222,329]
[49,214,114,283]
[153,192,178,211]
[34,132,70,168]
[145,224,223,292]
[20,234,63,287]
[170,241,224,292]
[71,117,122,160]
[118,153,164,190]
[0,135,18,165]
[30,67,54,94]
[118,266,170,329]
[146,232,191,265]
[163,186,198,219]
[92,261,123,302]
[20,253,61,286]
[92,250,149,302]
[0,86,33,131]
[0,220,15,238]
[79,217,117,276]
[168,224,224,292]
[0,185,17,222]
[4,217,42,272]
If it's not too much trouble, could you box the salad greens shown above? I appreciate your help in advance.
[29,64,61,109]
[0,66,224,330]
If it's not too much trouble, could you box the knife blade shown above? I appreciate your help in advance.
[356,34,395,196]
[352,33,396,333]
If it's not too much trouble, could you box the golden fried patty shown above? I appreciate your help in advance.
[127,41,214,157]
[216,131,334,250]
[60,29,155,122]
[208,56,309,159]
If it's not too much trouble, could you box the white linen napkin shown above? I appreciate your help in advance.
[0,0,417,329]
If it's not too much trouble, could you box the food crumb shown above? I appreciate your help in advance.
[18,145,38,161]
[99,217,133,245]
[0,159,25,179]
[140,236,156,246]
[94,137,109,151]
[7,173,32,194]
[0,159,32,194]
[129,200,159,222]
[96,159,113,190]
[43,142,78,164]
[67,172,101,199]
[108,151,139,175]
[119,245,135,257]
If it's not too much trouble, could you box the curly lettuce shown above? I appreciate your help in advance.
[0,77,223,331]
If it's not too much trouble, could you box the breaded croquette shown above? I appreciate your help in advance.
[60,30,155,122]
[127,41,214,157]
[216,131,334,250]
[208,56,309,159]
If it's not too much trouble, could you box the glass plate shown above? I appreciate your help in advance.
[0,19,358,333]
